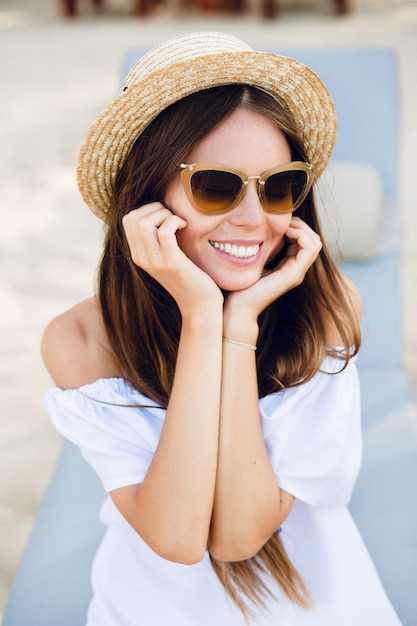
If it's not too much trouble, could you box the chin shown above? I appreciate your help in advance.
[215,273,261,292]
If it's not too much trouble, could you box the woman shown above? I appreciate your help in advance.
[42,32,402,625]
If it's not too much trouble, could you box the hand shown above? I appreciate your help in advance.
[272,215,322,290]
[224,217,322,330]
[122,203,223,315]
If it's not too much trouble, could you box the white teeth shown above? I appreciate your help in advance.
[210,241,260,258]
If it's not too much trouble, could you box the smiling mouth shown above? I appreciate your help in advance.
[209,241,260,259]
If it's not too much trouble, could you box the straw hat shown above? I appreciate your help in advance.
[77,32,336,221]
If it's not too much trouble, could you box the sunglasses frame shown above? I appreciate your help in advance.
[178,161,314,215]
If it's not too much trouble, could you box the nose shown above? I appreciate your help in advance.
[229,179,265,227]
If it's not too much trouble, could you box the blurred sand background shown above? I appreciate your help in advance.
[0,0,416,618]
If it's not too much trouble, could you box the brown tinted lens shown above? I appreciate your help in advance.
[190,170,242,212]
[264,169,308,213]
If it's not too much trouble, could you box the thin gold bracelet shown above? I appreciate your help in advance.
[222,337,257,351]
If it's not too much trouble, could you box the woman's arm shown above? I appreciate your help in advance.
[112,308,223,564]
[209,329,294,562]
[111,204,224,564]
[209,217,322,561]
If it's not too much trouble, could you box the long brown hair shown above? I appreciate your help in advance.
[98,85,360,620]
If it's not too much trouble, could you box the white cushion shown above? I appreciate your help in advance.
[315,161,384,261]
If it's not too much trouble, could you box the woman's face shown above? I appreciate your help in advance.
[164,108,294,292]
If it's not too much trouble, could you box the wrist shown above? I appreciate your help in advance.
[222,337,257,351]
[223,296,259,341]
[222,316,259,347]
[181,302,224,336]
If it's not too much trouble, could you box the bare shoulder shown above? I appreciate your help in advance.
[340,273,363,321]
[41,296,120,389]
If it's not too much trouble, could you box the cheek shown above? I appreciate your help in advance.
[165,179,222,248]
[266,215,292,257]
[164,189,203,256]
[164,179,185,215]
[175,216,208,256]
[164,178,207,233]
[271,214,292,243]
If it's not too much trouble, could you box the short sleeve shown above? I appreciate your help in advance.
[44,378,165,492]
[259,357,362,507]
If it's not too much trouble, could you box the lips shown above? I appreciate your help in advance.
[209,241,260,259]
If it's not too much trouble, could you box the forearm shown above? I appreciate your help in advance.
[209,320,288,562]
[114,308,223,563]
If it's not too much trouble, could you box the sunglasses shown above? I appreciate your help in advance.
[178,161,314,215]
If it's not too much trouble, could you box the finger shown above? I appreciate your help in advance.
[122,204,172,266]
[123,203,173,251]
[122,202,172,233]
[286,217,320,239]
[156,214,187,238]
[285,220,322,257]
[155,215,188,257]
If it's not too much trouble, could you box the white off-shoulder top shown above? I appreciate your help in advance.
[44,356,402,626]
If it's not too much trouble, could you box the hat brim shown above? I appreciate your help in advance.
[77,51,336,220]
